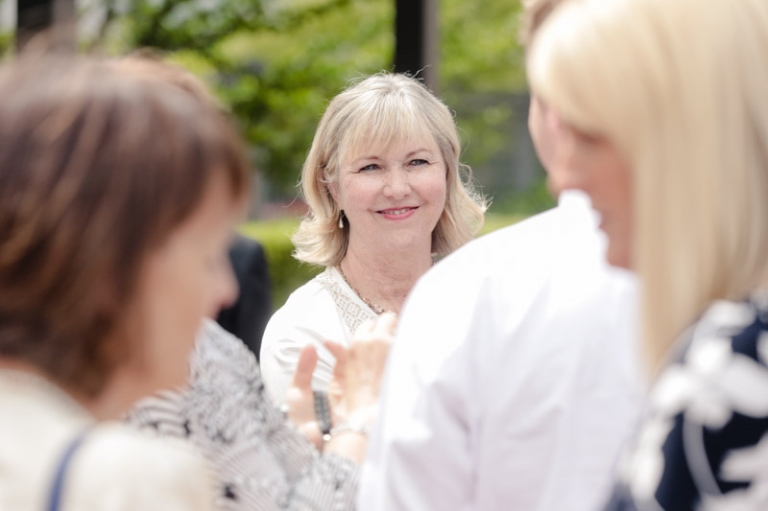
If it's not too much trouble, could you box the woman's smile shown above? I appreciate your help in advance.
[333,135,447,252]
[377,206,419,220]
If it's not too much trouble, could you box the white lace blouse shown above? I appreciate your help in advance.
[260,267,377,405]
[127,320,360,511]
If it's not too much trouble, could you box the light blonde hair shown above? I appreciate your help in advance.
[519,0,566,48]
[293,73,487,267]
[529,0,768,370]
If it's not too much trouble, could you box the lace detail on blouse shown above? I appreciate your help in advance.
[315,269,376,336]
[126,320,359,511]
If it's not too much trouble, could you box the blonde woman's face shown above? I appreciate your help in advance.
[332,135,447,256]
[552,115,634,269]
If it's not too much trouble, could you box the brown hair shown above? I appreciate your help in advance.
[0,54,249,396]
[113,54,223,111]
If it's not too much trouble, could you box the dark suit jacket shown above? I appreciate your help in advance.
[216,235,272,361]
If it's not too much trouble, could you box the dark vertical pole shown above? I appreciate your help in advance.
[16,0,76,52]
[394,0,438,90]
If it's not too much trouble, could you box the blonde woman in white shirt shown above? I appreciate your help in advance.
[260,73,487,404]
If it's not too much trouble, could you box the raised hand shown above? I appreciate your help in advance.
[284,344,323,449]
[327,312,396,428]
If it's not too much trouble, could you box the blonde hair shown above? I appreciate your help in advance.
[293,73,487,267]
[519,0,566,48]
[529,0,768,369]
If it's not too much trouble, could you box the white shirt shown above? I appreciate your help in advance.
[0,370,214,511]
[260,267,377,405]
[359,191,645,511]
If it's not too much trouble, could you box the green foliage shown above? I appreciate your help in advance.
[239,218,321,308]
[493,174,557,216]
[212,0,394,193]
[95,0,531,199]
[480,212,527,234]
[241,212,526,309]
[83,0,551,312]
[0,32,13,58]
[99,0,393,195]
[440,1,528,173]
[441,1,527,93]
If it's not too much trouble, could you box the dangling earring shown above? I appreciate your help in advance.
[338,211,344,229]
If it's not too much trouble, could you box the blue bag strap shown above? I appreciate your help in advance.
[47,430,89,511]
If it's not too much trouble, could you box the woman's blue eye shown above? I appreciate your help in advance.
[410,159,429,166]
[360,163,379,171]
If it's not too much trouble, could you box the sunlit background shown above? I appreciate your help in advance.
[1,0,553,304]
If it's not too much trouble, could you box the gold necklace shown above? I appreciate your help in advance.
[336,264,387,315]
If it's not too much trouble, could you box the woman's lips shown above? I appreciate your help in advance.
[378,206,418,220]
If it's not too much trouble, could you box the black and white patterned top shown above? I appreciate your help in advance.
[605,296,768,510]
[127,320,360,511]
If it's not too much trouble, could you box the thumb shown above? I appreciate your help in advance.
[291,344,318,391]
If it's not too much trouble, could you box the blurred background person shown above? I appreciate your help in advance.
[216,234,272,360]
[260,73,487,405]
[122,58,394,511]
[529,0,768,508]
[115,54,273,361]
[0,51,250,510]
[358,1,644,510]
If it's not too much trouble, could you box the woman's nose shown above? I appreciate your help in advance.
[383,167,411,199]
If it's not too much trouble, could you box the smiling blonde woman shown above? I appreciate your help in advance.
[260,73,487,405]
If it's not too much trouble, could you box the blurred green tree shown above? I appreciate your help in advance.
[93,0,538,208]
[441,0,527,175]
[93,0,392,195]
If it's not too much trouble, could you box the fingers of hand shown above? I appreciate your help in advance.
[298,421,323,451]
[373,311,397,338]
[353,312,397,344]
[284,386,315,425]
[354,318,376,340]
[291,344,318,389]
[325,341,348,383]
[345,323,392,398]
[324,341,347,362]
[350,313,395,364]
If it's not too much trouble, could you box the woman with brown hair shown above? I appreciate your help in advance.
[0,52,249,510]
[119,57,393,511]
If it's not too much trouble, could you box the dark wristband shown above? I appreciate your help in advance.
[313,390,332,442]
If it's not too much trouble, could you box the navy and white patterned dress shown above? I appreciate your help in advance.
[605,296,768,510]
[127,320,359,511]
